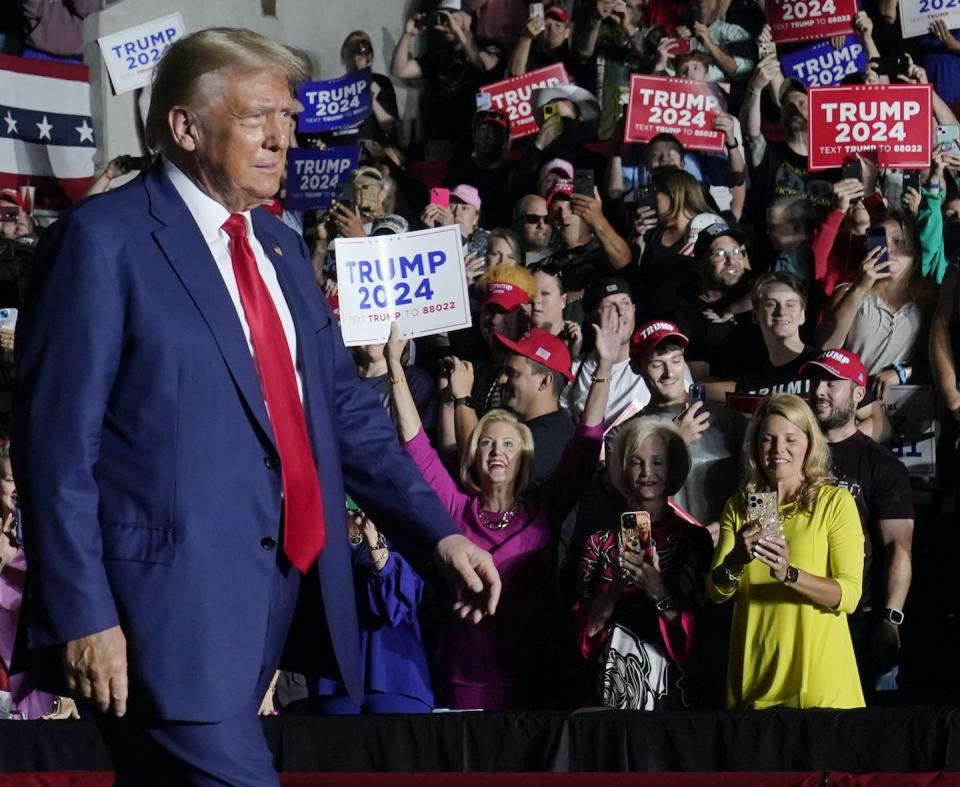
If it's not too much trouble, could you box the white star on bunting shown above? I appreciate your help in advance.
[3,111,16,135]
[75,119,93,143]
[36,115,53,140]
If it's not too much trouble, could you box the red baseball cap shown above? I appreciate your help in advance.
[546,178,574,208]
[799,349,868,387]
[483,280,530,313]
[495,328,573,381]
[630,320,689,361]
[545,6,569,24]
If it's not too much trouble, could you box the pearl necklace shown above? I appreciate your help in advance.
[478,502,521,530]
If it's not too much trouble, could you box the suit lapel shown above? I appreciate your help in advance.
[144,167,276,448]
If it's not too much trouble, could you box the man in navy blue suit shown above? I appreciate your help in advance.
[12,27,499,785]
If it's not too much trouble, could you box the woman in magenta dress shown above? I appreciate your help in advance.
[384,307,625,711]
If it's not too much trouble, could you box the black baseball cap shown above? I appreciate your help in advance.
[693,222,747,259]
[584,276,632,314]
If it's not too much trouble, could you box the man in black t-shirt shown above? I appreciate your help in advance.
[801,349,914,698]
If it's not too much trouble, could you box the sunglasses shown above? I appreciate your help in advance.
[523,213,549,226]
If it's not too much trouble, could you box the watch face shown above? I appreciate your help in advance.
[885,608,904,625]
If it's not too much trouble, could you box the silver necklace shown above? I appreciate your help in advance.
[478,502,521,530]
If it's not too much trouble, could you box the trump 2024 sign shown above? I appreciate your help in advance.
[807,84,932,170]
[623,75,726,152]
[767,0,858,43]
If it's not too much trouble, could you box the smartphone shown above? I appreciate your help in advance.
[529,2,543,18]
[758,41,777,60]
[465,227,490,260]
[0,206,17,222]
[877,55,910,79]
[118,155,152,173]
[637,184,658,211]
[902,170,921,193]
[355,182,380,213]
[864,226,890,271]
[573,169,595,197]
[937,124,960,153]
[430,187,450,209]
[336,180,354,210]
[746,492,780,537]
[0,308,17,331]
[672,38,694,55]
[689,383,706,403]
[621,511,653,556]
[542,102,560,123]
[841,158,862,182]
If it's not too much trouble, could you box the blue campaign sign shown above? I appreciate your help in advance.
[284,146,360,210]
[780,36,867,88]
[297,69,373,133]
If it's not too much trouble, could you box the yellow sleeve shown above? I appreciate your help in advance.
[825,487,865,614]
[707,495,742,603]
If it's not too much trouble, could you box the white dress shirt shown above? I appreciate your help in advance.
[164,158,304,400]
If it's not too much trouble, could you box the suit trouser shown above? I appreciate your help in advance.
[97,560,301,786]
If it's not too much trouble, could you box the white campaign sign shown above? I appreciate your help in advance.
[880,385,937,479]
[335,225,470,346]
[98,13,186,95]
[899,0,960,39]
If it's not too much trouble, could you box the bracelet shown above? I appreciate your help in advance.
[369,532,387,551]
[453,396,473,408]
[655,595,678,614]
[725,139,739,150]
[892,362,908,385]
[388,377,406,386]
[720,561,743,584]
[591,375,609,384]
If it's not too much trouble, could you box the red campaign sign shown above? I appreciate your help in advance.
[623,75,725,152]
[478,64,569,139]
[807,83,933,170]
[768,0,858,44]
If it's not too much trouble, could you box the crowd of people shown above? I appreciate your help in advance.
[1,0,959,720]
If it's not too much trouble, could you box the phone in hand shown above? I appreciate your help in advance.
[746,492,781,537]
[689,383,706,403]
[937,124,960,153]
[0,206,17,223]
[876,55,910,79]
[529,2,544,18]
[902,170,921,193]
[636,184,658,211]
[841,158,862,182]
[430,187,450,209]
[573,169,595,197]
[864,226,890,271]
[672,38,694,55]
[621,511,653,559]
[758,41,777,60]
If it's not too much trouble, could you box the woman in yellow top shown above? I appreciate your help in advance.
[708,393,865,709]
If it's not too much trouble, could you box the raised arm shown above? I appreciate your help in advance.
[391,16,424,80]
[816,246,889,349]
[571,191,631,270]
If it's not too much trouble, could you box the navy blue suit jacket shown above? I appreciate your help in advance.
[11,166,457,721]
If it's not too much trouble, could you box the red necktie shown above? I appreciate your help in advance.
[222,214,326,572]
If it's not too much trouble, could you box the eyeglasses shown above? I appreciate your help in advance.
[523,214,549,226]
[708,246,746,261]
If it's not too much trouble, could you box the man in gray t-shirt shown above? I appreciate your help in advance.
[612,319,746,535]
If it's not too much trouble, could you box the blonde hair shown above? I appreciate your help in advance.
[477,263,537,300]
[741,393,834,512]
[145,28,310,152]
[460,410,535,496]
[607,418,690,501]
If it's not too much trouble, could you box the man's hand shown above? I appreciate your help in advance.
[42,696,81,720]
[673,400,711,444]
[854,10,873,39]
[593,302,627,367]
[63,625,128,716]
[570,190,605,228]
[692,20,715,47]
[712,112,736,145]
[748,54,781,93]
[444,356,475,399]
[434,534,501,622]
[523,14,545,39]
[833,178,865,213]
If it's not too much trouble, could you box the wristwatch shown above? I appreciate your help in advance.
[883,607,905,625]
[453,396,473,408]
[655,595,678,614]
[783,565,800,585]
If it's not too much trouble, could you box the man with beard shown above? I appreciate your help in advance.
[513,194,556,266]
[741,68,836,266]
[670,223,757,381]
[801,349,914,698]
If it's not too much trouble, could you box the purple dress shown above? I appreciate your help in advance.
[0,550,54,719]
[313,541,434,713]
[403,422,603,710]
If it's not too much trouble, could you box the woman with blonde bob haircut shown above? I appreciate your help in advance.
[385,303,626,711]
[577,419,713,709]
[708,393,865,709]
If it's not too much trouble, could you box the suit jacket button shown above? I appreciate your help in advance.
[264,455,280,470]
[261,537,277,550]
